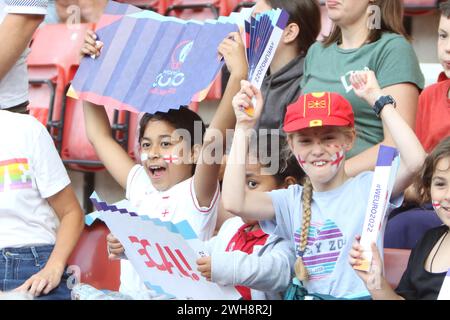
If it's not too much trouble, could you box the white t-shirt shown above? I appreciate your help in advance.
[120,164,220,299]
[0,110,70,249]
[0,0,48,109]
[261,172,403,299]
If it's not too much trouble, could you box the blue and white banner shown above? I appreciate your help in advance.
[86,192,240,300]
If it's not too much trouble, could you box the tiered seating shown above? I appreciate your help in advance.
[27,23,93,149]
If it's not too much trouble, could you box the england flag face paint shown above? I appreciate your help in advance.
[162,155,180,164]
[295,147,346,183]
[329,149,345,174]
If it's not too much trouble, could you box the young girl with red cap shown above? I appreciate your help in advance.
[222,70,426,299]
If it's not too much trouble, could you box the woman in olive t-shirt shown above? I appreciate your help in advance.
[302,0,424,177]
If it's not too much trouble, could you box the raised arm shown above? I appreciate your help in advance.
[344,83,419,177]
[221,81,275,220]
[193,32,247,207]
[83,101,135,189]
[0,13,44,81]
[81,31,135,188]
[350,71,426,198]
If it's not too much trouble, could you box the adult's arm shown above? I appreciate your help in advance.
[0,13,44,81]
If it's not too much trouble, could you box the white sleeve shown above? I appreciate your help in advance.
[211,237,295,292]
[32,122,70,199]
[126,164,153,205]
[5,0,48,15]
[189,176,220,214]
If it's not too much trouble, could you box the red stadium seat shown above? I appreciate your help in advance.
[116,0,170,14]
[60,97,116,171]
[67,222,120,291]
[165,0,220,20]
[404,0,440,15]
[228,0,255,13]
[27,23,94,151]
[383,248,411,290]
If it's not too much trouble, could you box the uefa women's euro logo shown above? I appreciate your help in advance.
[151,40,194,95]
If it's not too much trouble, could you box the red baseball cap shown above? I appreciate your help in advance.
[283,92,355,133]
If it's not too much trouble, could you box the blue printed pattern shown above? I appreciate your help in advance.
[294,220,344,281]
[5,0,47,7]
[87,192,198,240]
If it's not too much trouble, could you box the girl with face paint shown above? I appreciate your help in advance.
[350,136,450,300]
[222,71,426,299]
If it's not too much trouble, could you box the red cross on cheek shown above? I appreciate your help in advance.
[330,151,345,166]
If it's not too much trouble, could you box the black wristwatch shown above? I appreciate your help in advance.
[373,95,396,117]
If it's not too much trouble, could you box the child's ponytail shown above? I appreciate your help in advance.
[294,177,313,281]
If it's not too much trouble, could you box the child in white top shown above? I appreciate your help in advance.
[81,29,247,298]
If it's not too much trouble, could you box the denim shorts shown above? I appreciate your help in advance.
[0,245,71,300]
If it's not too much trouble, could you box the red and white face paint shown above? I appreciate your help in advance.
[433,199,450,214]
[432,200,442,211]
[296,146,346,177]
[162,155,180,164]
[140,153,180,164]
[329,149,345,174]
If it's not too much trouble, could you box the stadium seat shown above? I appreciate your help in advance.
[165,0,220,20]
[27,23,94,151]
[404,0,440,15]
[116,0,170,14]
[165,1,226,101]
[227,0,255,13]
[67,222,121,291]
[383,248,411,290]
[60,97,117,172]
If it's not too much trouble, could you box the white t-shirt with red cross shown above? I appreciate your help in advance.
[0,110,70,249]
[120,164,220,299]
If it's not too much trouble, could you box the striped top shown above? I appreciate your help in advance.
[4,0,48,15]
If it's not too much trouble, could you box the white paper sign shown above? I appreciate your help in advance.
[87,193,240,300]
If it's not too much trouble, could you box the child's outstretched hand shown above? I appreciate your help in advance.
[81,29,103,59]
[349,236,384,290]
[350,70,383,107]
[196,256,212,281]
[218,32,248,79]
[232,80,264,128]
[106,233,125,260]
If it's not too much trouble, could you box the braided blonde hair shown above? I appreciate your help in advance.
[294,177,313,281]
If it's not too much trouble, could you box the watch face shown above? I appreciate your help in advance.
[374,95,395,117]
